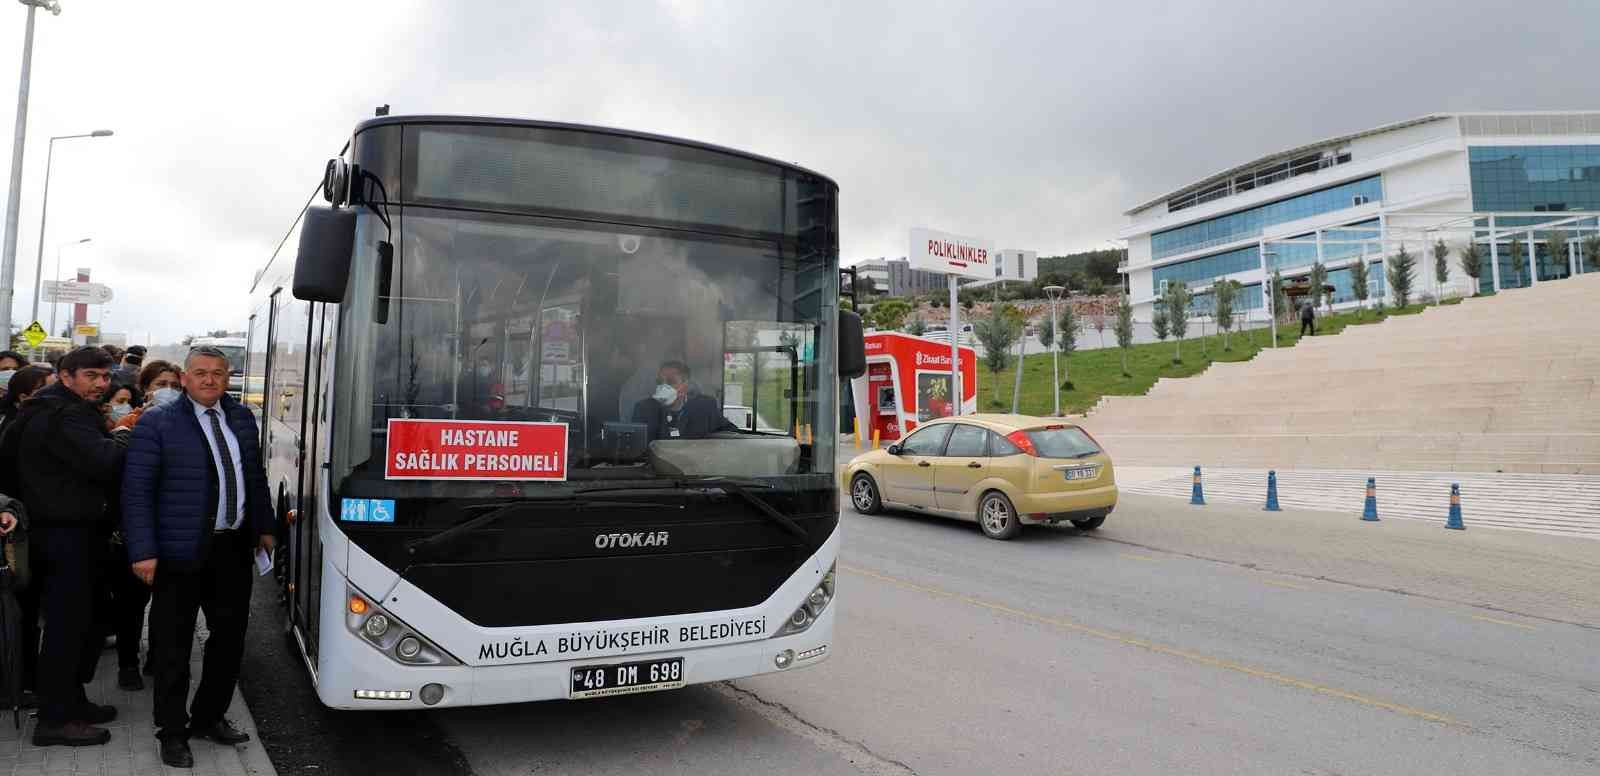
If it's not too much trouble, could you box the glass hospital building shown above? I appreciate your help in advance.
[1118,112,1600,321]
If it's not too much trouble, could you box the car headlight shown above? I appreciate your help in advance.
[776,562,836,637]
[345,586,460,666]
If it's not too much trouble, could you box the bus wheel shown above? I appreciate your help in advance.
[850,473,883,515]
[978,491,1021,540]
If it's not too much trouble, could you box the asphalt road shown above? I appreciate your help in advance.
[246,493,1600,775]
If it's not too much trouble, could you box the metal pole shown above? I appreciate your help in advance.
[1,5,40,337]
[28,137,54,324]
[1010,317,1025,414]
[948,274,960,416]
[49,239,59,335]
[1045,287,1061,416]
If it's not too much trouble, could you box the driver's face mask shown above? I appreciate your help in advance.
[653,383,679,405]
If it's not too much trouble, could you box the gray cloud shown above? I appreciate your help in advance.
[1,0,1596,343]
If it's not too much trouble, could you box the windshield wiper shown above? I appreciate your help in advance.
[567,477,807,541]
[405,498,671,558]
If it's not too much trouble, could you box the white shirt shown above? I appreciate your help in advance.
[192,398,246,530]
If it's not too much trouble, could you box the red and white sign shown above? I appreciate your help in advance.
[385,419,568,481]
[909,227,995,280]
[850,332,977,442]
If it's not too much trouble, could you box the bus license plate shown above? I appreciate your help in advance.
[570,657,684,700]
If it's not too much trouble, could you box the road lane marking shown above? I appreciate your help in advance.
[842,563,1463,728]
[1118,553,1163,562]
[1470,614,1538,631]
[1260,579,1309,591]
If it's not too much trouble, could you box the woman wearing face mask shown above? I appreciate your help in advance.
[0,365,56,435]
[101,381,140,430]
[116,360,180,430]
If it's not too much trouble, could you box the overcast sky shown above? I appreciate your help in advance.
[1,0,1596,343]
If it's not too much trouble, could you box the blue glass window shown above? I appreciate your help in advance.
[1469,145,1600,213]
[1152,244,1261,293]
[1152,176,1383,259]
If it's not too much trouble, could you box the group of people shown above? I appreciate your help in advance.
[0,344,273,769]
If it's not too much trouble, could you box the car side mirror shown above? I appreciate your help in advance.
[292,206,357,302]
[838,310,866,379]
[886,443,902,456]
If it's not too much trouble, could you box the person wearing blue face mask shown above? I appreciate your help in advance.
[115,360,180,431]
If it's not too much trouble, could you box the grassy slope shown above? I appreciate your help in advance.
[974,304,1429,416]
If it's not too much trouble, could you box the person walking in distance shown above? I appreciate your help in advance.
[1299,298,1316,337]
[122,347,274,768]
[12,346,128,747]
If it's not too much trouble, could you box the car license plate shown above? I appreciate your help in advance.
[1061,466,1098,481]
[570,657,684,699]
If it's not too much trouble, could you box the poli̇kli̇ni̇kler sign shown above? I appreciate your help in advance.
[385,419,568,481]
[908,227,995,281]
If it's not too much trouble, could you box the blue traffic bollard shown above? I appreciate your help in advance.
[1190,465,1206,505]
[1361,477,1379,521]
[1264,470,1281,511]
[1445,483,1465,530]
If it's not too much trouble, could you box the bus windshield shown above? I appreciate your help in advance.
[331,208,837,498]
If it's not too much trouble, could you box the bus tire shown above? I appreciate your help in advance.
[978,491,1021,540]
[850,473,883,515]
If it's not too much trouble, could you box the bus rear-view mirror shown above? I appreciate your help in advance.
[292,205,357,303]
[838,310,866,379]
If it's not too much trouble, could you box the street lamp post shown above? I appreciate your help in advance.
[1,0,64,338]
[1260,248,1279,349]
[30,130,114,325]
[1044,285,1064,416]
[49,236,89,336]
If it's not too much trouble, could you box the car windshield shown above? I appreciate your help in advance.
[331,208,837,499]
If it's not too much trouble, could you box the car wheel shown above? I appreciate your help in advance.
[978,491,1021,540]
[1071,515,1106,531]
[850,473,883,515]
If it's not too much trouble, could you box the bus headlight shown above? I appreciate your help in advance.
[344,585,461,667]
[775,562,835,638]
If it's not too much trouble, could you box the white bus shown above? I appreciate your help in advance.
[245,114,864,708]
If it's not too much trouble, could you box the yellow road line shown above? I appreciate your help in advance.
[1118,553,1163,562]
[1260,579,1310,591]
[1471,614,1538,632]
[842,563,1462,728]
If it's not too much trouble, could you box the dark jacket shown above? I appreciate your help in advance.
[631,392,735,440]
[10,381,126,525]
[1300,302,1315,322]
[121,392,272,565]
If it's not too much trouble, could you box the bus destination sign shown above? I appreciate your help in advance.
[385,419,568,481]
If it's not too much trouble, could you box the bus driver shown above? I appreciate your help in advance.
[630,360,733,441]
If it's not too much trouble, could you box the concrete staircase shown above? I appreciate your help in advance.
[1082,273,1600,474]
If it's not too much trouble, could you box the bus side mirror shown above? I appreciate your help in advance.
[292,206,358,303]
[838,310,866,379]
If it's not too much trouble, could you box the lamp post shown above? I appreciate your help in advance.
[1044,285,1064,416]
[29,130,114,325]
[49,236,89,336]
[1,0,64,337]
[1261,249,1279,348]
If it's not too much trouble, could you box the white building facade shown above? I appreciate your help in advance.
[1118,112,1600,322]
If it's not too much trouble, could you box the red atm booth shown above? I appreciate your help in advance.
[850,332,977,443]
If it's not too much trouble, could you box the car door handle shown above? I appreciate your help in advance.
[967,461,982,468]
[917,461,931,467]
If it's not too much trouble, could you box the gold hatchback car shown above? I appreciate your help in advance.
[843,414,1117,540]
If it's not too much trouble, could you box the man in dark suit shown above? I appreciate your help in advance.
[630,360,735,440]
[122,346,274,768]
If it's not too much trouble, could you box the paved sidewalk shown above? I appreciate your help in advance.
[0,620,277,776]
[1119,466,1600,539]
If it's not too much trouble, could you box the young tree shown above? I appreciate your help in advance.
[1165,282,1189,363]
[1508,237,1526,287]
[1458,242,1483,292]
[868,298,912,331]
[1270,269,1290,323]
[1212,279,1238,351]
[1035,309,1054,352]
[1582,234,1600,275]
[1308,261,1329,313]
[974,306,1023,404]
[1151,300,1170,342]
[1349,259,1370,317]
[1545,229,1570,280]
[904,314,927,336]
[1113,292,1135,377]
[1387,245,1417,308]
[1057,301,1080,357]
[1432,239,1451,301]
[1092,310,1107,348]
